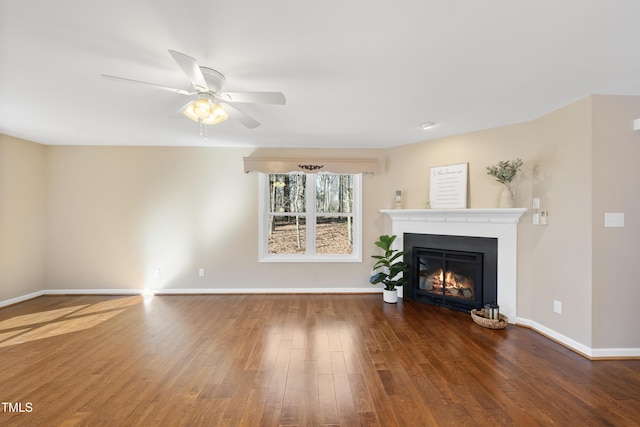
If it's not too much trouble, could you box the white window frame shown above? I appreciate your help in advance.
[258,172,362,262]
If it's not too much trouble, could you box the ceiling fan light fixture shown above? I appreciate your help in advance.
[182,97,229,125]
[193,98,211,118]
[201,103,229,125]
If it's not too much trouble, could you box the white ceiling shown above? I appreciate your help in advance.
[1,1,639,149]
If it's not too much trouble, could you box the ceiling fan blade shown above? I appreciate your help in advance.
[221,103,261,129]
[101,74,193,95]
[168,49,208,92]
[221,91,286,105]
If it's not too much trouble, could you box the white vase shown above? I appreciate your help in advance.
[500,186,515,208]
[383,289,398,303]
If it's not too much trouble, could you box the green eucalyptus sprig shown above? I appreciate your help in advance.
[486,158,523,185]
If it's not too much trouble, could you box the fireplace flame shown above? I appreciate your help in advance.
[427,268,474,298]
[435,269,460,288]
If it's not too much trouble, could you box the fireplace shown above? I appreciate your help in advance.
[381,208,526,322]
[404,233,497,312]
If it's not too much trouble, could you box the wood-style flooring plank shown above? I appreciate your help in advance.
[1,294,640,426]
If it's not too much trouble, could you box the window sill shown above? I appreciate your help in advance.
[259,254,362,263]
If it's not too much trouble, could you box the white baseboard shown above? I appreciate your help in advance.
[516,317,593,357]
[150,287,382,294]
[590,347,640,359]
[515,317,640,359]
[3,287,382,301]
[0,290,45,308]
[44,289,143,296]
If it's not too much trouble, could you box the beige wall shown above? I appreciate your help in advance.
[0,135,46,301]
[527,97,593,346]
[591,95,640,348]
[2,94,639,351]
[44,146,387,292]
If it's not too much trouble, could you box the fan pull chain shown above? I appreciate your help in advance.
[198,118,207,138]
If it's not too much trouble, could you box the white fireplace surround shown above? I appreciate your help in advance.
[382,208,526,323]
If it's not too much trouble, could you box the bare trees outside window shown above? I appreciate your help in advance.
[261,172,361,261]
[315,174,353,255]
[268,174,307,254]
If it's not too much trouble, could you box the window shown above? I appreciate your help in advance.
[259,172,362,262]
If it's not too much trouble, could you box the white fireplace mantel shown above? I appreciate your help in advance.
[381,208,526,323]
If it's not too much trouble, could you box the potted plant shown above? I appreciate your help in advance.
[486,158,523,208]
[370,234,408,303]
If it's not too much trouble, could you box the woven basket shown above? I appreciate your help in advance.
[471,309,508,330]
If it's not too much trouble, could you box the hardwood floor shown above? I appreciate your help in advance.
[1,294,639,426]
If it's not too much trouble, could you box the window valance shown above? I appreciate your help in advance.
[243,157,380,174]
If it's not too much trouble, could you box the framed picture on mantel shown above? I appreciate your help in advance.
[429,163,468,209]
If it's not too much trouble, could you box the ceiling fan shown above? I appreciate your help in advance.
[102,49,286,129]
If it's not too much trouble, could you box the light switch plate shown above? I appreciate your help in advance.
[605,213,624,227]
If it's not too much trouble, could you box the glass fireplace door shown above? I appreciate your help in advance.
[416,249,483,308]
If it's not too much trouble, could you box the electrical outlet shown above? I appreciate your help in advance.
[605,213,624,228]
[553,300,562,314]
[199,268,205,277]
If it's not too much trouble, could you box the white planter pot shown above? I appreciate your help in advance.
[383,289,398,304]
[500,186,515,208]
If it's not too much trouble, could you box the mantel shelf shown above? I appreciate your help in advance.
[380,208,527,224]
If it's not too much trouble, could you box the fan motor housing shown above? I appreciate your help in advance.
[200,67,225,94]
